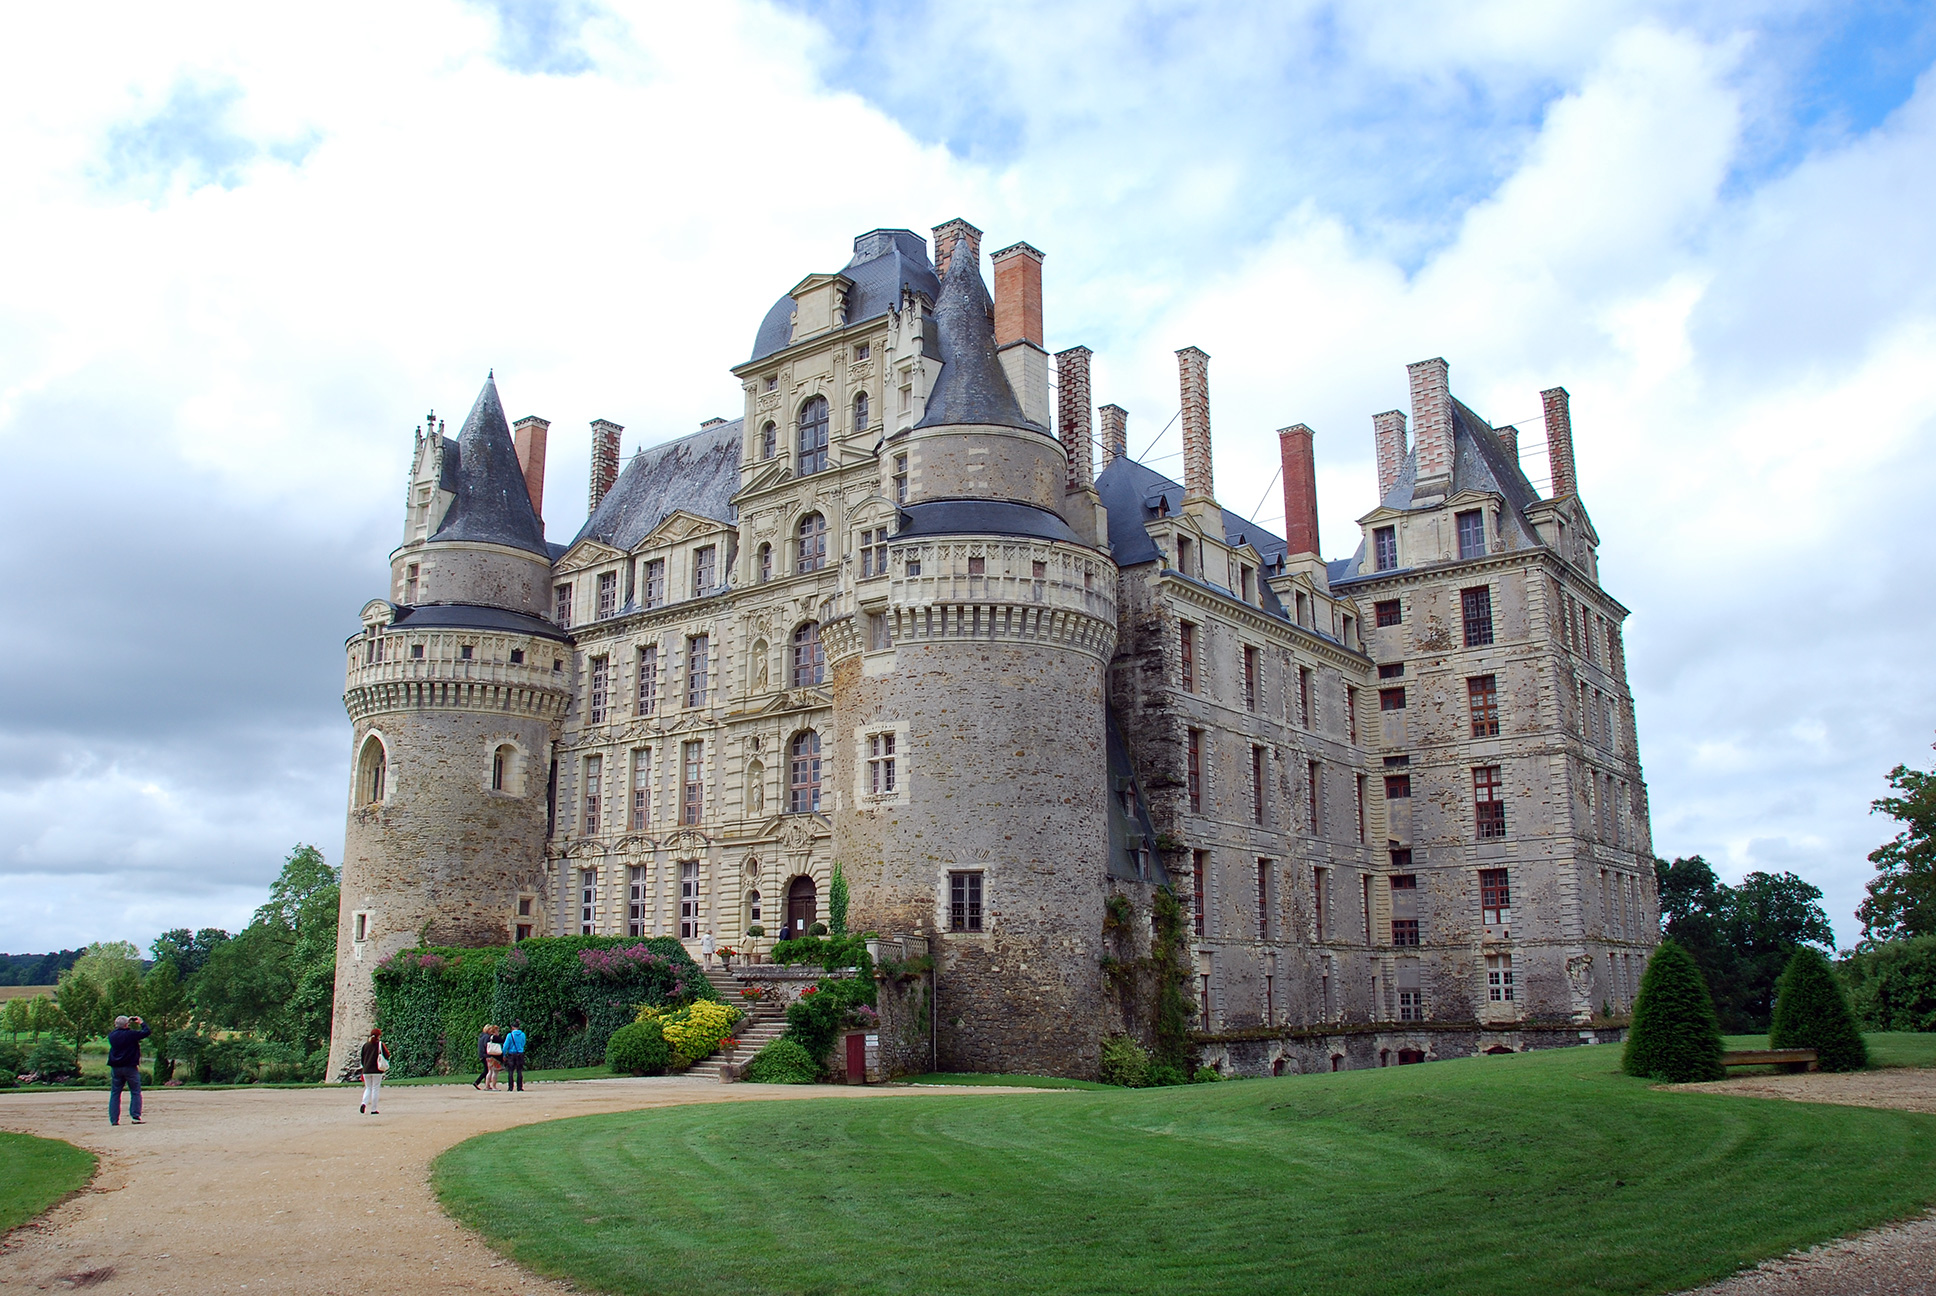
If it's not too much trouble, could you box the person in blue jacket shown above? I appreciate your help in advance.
[106,1014,151,1126]
[502,1022,527,1091]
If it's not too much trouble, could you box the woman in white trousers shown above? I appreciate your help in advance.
[359,1028,389,1114]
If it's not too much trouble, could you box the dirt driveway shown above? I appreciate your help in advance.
[0,1076,993,1294]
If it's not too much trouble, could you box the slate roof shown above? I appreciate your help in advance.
[913,234,1046,434]
[388,602,573,644]
[569,419,743,552]
[1093,455,1300,628]
[895,498,1081,545]
[429,376,550,558]
[749,229,939,364]
[1334,397,1546,583]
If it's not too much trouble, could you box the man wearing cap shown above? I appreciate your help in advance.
[106,1014,151,1126]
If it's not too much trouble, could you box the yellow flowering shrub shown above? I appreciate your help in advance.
[641,999,744,1067]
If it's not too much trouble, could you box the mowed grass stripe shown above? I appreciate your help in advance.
[0,1131,95,1234]
[433,1042,1936,1296]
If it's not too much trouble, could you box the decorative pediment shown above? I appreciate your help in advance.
[1444,488,1504,511]
[643,508,732,550]
[360,599,397,630]
[1354,504,1409,527]
[555,539,627,574]
[663,828,709,853]
[848,493,899,529]
[616,834,656,854]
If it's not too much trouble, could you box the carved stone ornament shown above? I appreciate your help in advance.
[360,599,397,630]
[777,818,814,848]
[665,828,708,852]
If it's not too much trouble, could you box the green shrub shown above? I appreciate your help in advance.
[0,1069,16,1088]
[1624,940,1726,1082]
[770,935,872,972]
[1098,1034,1151,1088]
[808,922,829,937]
[1146,1062,1187,1088]
[742,1038,819,1084]
[26,1037,77,1080]
[1841,935,1936,1032]
[1192,1066,1226,1083]
[606,1020,671,1075]
[0,1041,25,1074]
[782,976,876,1064]
[1771,947,1869,1072]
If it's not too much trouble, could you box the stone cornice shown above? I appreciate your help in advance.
[345,677,570,723]
[1159,572,1368,672]
[1333,547,1632,619]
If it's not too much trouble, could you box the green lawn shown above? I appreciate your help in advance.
[1722,1032,1936,1070]
[899,1071,1117,1090]
[0,1132,94,1233]
[433,1040,1936,1296]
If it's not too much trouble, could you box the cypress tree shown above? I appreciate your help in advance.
[1623,940,1726,1082]
[1770,946,1869,1072]
[828,862,850,937]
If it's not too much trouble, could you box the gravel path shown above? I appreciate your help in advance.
[0,1076,1000,1294]
[1676,1069,1936,1296]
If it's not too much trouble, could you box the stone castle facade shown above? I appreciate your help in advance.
[328,219,1657,1079]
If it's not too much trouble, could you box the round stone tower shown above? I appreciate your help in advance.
[826,240,1119,1078]
[327,377,570,1076]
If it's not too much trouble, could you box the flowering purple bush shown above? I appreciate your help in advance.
[579,944,669,980]
[376,950,454,976]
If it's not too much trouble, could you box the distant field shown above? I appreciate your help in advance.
[436,1038,1936,1296]
[0,985,55,1002]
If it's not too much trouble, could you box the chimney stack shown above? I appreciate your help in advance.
[1540,387,1576,498]
[1407,357,1453,497]
[992,243,1045,349]
[589,419,623,513]
[1373,410,1408,501]
[931,218,982,279]
[1099,404,1128,468]
[513,415,549,525]
[1176,346,1214,503]
[1496,424,1519,458]
[1055,346,1093,489]
[1278,424,1321,559]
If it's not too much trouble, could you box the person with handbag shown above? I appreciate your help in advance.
[482,1025,505,1090]
[359,1028,389,1114]
[471,1024,497,1089]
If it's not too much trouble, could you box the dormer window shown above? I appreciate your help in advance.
[1176,536,1194,577]
[1373,526,1397,572]
[1457,510,1487,559]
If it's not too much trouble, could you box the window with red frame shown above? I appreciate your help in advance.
[1469,675,1499,737]
[1474,766,1506,839]
[1187,729,1204,813]
[1479,867,1510,923]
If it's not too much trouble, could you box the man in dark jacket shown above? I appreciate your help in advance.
[106,1014,151,1126]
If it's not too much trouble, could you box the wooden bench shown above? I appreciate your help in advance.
[1721,1048,1818,1071]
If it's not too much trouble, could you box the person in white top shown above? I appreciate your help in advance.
[700,931,716,967]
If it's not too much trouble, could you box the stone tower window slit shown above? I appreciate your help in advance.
[358,735,386,805]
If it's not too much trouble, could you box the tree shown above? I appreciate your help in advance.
[1770,947,1868,1072]
[1840,935,1936,1032]
[54,971,106,1048]
[27,994,60,1039]
[1861,756,1936,943]
[71,941,144,990]
[828,862,850,937]
[195,845,340,1054]
[1651,856,1835,1031]
[1624,940,1725,1082]
[2,997,27,1040]
[150,928,231,979]
[139,961,194,1082]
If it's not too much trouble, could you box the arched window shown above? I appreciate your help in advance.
[792,622,824,688]
[798,397,829,474]
[853,391,869,435]
[760,421,776,460]
[796,513,827,573]
[358,735,387,805]
[789,730,821,813]
[786,874,817,937]
[758,543,772,583]
[491,743,516,793]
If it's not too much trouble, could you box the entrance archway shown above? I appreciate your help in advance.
[786,875,817,938]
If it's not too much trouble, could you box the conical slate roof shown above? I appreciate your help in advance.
[914,235,1045,434]
[430,375,549,557]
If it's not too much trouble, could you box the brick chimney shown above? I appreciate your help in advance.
[1055,345,1093,489]
[1496,424,1519,458]
[1278,424,1320,559]
[993,243,1044,349]
[589,419,623,513]
[1373,410,1408,501]
[1176,346,1214,503]
[513,415,549,525]
[1099,404,1128,468]
[1407,357,1452,498]
[931,218,982,279]
[1540,386,1576,498]
[993,241,1050,426]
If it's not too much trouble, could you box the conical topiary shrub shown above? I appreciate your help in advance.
[1623,940,1726,1082]
[1770,946,1869,1072]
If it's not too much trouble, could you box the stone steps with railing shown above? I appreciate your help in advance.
[685,964,783,1081]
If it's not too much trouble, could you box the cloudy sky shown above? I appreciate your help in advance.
[2,0,1932,954]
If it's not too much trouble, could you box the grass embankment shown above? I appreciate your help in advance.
[900,1072,1116,1090]
[1721,1032,1936,1071]
[435,1039,1936,1296]
[0,1132,94,1233]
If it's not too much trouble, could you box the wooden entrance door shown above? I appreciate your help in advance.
[786,875,817,938]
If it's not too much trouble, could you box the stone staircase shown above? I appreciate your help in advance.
[685,965,783,1081]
